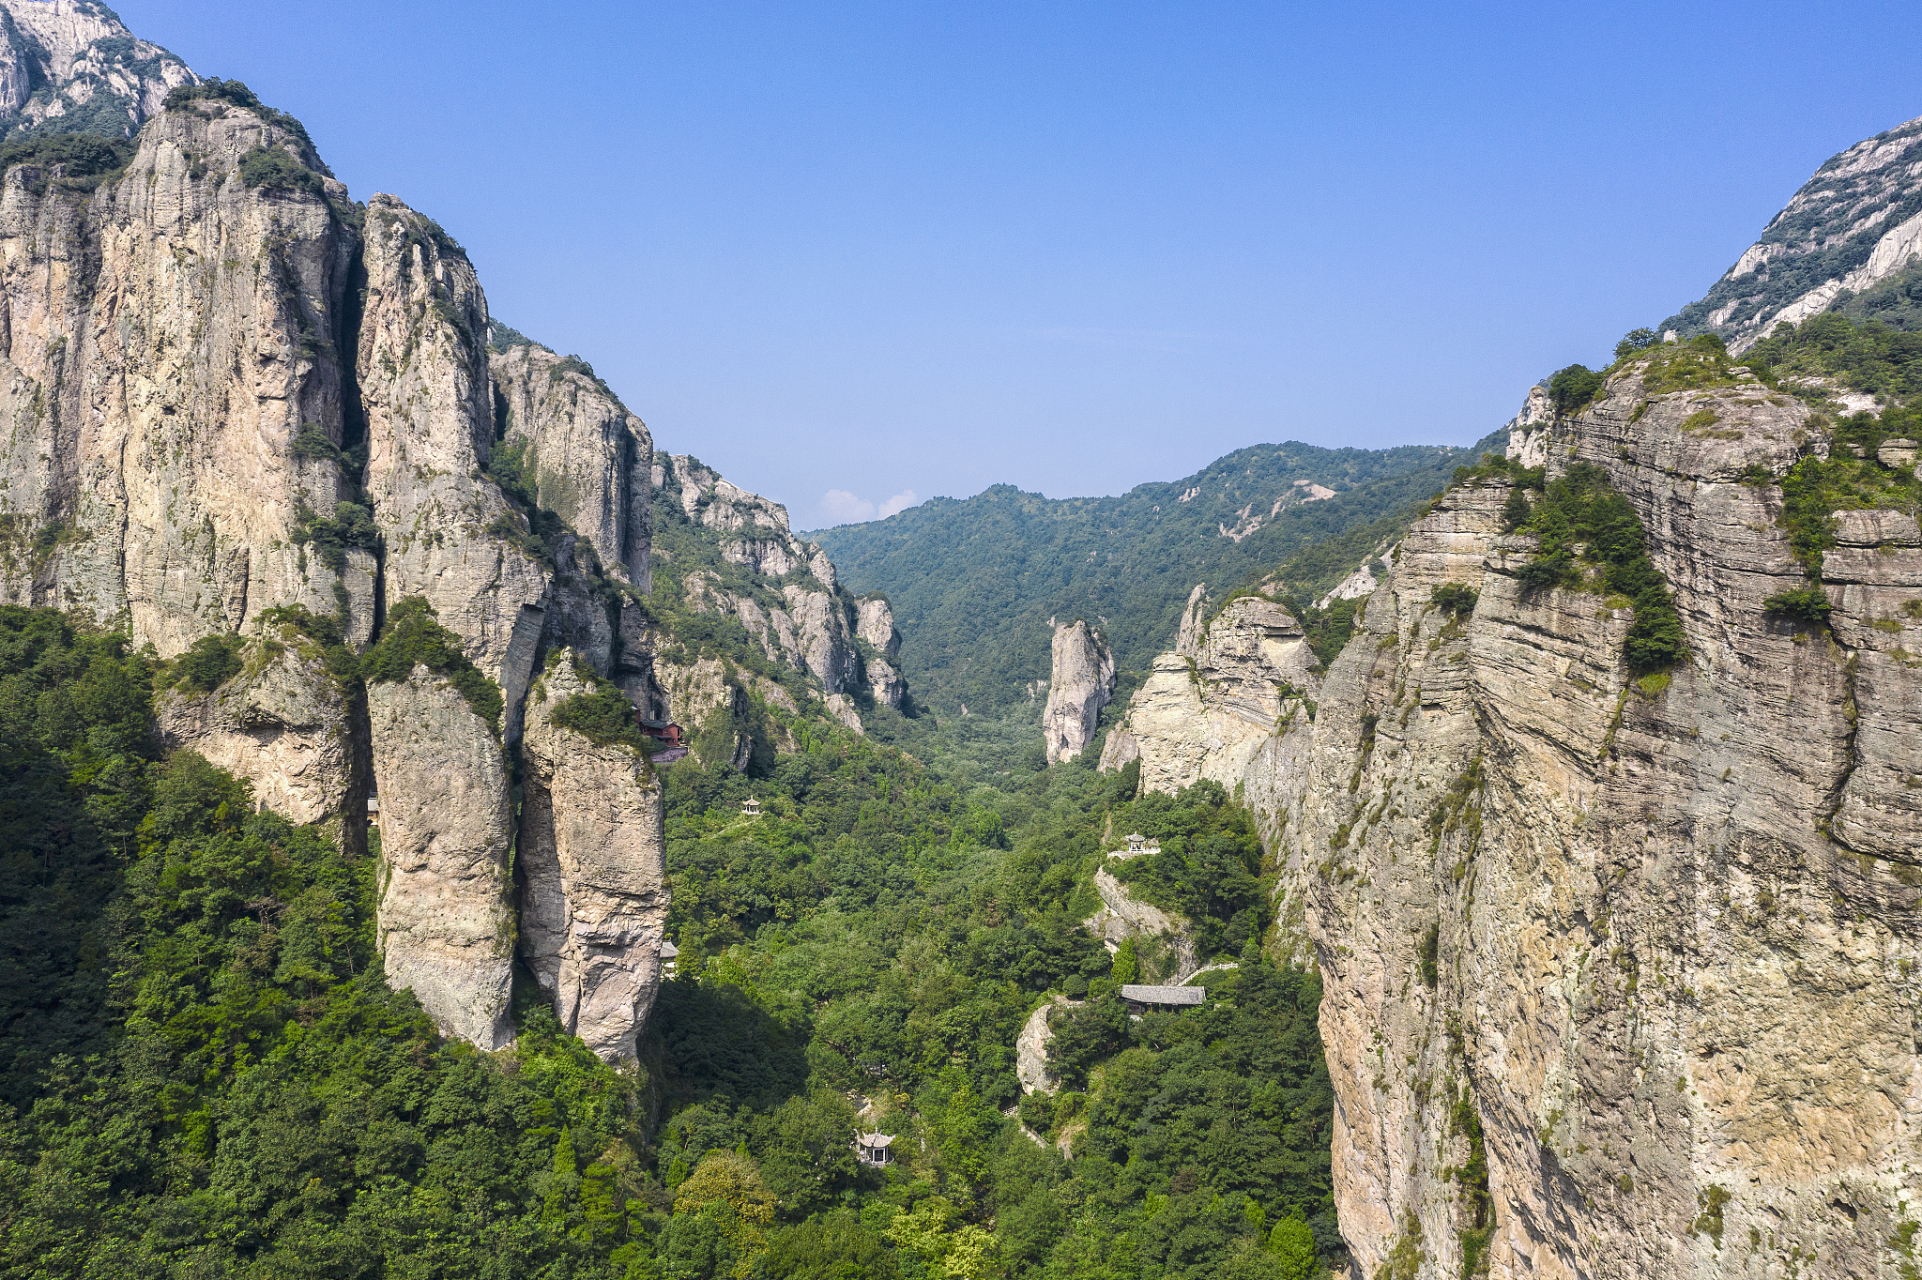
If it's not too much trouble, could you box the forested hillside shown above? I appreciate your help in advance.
[810,436,1500,719]
[0,606,1338,1279]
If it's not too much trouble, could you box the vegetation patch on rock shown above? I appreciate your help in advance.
[362,596,503,729]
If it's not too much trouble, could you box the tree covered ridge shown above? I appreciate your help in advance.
[812,436,1502,721]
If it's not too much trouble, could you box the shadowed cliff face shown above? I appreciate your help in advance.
[518,654,668,1062]
[1126,357,1922,1277]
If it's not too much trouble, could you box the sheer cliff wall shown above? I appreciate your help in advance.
[1118,359,1922,1277]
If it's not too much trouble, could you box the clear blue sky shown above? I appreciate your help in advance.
[120,0,1922,527]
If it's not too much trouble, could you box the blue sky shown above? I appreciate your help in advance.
[121,0,1922,527]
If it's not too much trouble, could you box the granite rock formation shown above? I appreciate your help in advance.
[1101,593,1320,796]
[1042,619,1114,763]
[518,655,668,1062]
[155,626,364,848]
[491,341,653,590]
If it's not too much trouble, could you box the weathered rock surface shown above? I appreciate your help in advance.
[0,98,373,652]
[367,666,514,1051]
[0,0,197,140]
[1042,620,1114,763]
[490,342,653,589]
[1016,996,1074,1094]
[1250,356,1922,1279]
[1667,114,1922,351]
[156,627,363,846]
[518,655,668,1062]
[1103,594,1320,796]
[359,194,551,703]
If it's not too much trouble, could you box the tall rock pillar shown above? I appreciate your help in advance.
[1042,619,1115,763]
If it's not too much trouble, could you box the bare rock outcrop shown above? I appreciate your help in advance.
[1042,620,1114,763]
[1103,595,1319,796]
[156,627,363,846]
[490,342,653,589]
[0,97,374,652]
[366,666,515,1051]
[518,655,668,1062]
[1258,355,1922,1279]
[359,194,551,705]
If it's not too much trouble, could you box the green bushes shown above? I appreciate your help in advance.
[1417,922,1440,988]
[361,596,503,729]
[0,132,135,193]
[551,680,652,753]
[291,500,377,573]
[237,144,321,196]
[1547,364,1606,417]
[171,632,244,692]
[1430,583,1478,616]
[1763,582,1834,622]
[1513,463,1685,674]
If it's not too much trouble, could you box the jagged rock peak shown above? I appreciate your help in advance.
[1042,619,1114,764]
[1664,112,1922,351]
[0,0,197,140]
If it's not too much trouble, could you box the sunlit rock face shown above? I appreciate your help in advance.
[1252,356,1922,1279]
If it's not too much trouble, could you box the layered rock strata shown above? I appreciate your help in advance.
[1042,619,1114,763]
[367,666,515,1051]
[1235,358,1922,1278]
[518,655,668,1061]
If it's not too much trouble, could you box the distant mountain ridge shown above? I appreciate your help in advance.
[1663,112,1922,349]
[809,434,1501,718]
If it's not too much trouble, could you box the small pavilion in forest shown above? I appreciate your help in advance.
[854,1132,894,1167]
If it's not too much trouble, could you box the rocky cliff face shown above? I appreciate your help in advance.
[367,666,516,1051]
[1156,353,1922,1277]
[1101,593,1319,796]
[1666,114,1922,351]
[0,0,196,141]
[658,453,900,728]
[491,342,653,591]
[518,655,668,1062]
[156,625,365,850]
[0,96,372,651]
[0,74,909,1062]
[1042,619,1114,763]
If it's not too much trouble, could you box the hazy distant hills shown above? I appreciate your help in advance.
[810,434,1501,718]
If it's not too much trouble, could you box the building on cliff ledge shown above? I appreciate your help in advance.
[1119,984,1205,1014]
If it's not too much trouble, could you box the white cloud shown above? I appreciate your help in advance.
[820,489,875,523]
[820,488,921,526]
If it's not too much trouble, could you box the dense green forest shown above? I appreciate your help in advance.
[0,606,1338,1279]
[809,437,1502,720]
